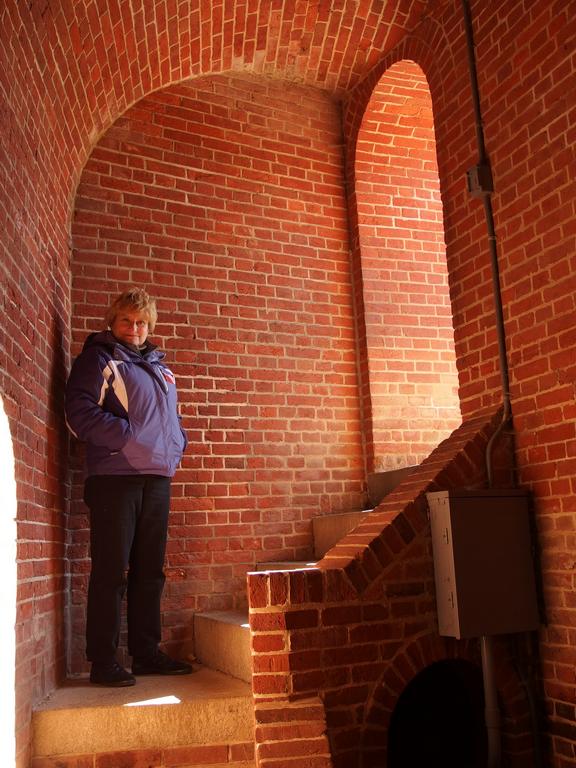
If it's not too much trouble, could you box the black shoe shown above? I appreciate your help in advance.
[90,660,136,687]
[132,649,193,676]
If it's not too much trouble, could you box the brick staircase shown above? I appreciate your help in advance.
[193,509,370,684]
[31,469,414,768]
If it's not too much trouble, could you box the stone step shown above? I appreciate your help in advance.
[309,468,416,559]
[255,560,317,571]
[32,665,254,765]
[312,510,369,559]
[194,610,252,684]
[367,466,416,506]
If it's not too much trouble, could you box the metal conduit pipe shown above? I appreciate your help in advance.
[480,635,501,768]
[460,2,508,766]
[460,5,545,768]
[460,0,512,491]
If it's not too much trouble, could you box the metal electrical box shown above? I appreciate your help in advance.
[427,489,540,639]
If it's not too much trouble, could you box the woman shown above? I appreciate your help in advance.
[65,287,191,686]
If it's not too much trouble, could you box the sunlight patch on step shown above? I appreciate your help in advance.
[124,695,182,707]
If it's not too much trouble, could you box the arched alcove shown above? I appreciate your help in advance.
[355,59,461,474]
[67,71,366,672]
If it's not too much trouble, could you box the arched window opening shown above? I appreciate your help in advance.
[355,60,461,474]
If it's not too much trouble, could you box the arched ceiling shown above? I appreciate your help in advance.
[53,0,438,95]
[1,0,449,247]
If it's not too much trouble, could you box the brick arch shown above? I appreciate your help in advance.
[342,19,460,155]
[6,0,434,221]
[362,633,478,753]
[67,70,370,672]
[58,4,459,681]
[361,632,536,767]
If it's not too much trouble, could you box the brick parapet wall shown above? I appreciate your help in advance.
[254,698,332,768]
[248,408,536,768]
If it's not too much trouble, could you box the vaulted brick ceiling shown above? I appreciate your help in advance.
[4,0,448,207]
[29,0,441,95]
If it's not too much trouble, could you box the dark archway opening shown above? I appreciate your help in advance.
[387,659,488,768]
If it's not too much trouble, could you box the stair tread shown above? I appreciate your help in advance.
[195,609,250,625]
[35,664,251,712]
[255,560,318,571]
[33,665,253,757]
[312,509,370,559]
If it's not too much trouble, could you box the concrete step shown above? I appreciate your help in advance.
[309,468,416,559]
[32,665,254,765]
[255,560,317,571]
[312,510,369,559]
[194,562,320,683]
[194,610,252,684]
[367,466,416,506]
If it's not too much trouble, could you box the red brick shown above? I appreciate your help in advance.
[252,634,286,653]
[31,758,94,768]
[163,744,228,766]
[95,750,162,768]
[252,673,290,695]
[5,3,575,767]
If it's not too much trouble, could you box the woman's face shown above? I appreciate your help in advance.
[110,308,150,347]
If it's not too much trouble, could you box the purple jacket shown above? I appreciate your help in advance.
[65,330,187,478]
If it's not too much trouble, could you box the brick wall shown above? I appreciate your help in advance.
[1,5,75,766]
[344,4,576,759]
[436,2,576,762]
[492,1,576,756]
[1,0,575,765]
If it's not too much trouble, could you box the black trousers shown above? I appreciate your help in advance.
[84,474,171,663]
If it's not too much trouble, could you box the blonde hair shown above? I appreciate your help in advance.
[105,287,158,332]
